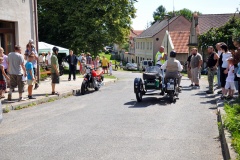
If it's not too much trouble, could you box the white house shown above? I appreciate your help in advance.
[0,0,37,54]
[135,16,191,64]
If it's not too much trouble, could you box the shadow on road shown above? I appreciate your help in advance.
[124,97,171,108]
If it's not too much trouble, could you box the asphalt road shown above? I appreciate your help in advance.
[0,71,222,160]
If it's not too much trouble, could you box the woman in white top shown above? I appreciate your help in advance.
[220,44,232,97]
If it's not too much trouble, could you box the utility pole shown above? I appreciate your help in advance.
[33,0,39,83]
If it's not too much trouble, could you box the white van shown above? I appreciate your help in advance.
[140,60,153,71]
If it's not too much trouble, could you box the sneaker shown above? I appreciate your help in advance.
[28,96,36,99]
[8,93,12,101]
[68,79,71,81]
[206,90,214,94]
[189,84,193,87]
[18,97,27,102]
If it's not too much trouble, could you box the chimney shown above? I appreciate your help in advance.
[193,12,198,26]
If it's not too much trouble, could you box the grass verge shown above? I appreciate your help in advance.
[223,98,240,159]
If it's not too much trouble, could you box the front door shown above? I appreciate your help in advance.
[0,21,15,54]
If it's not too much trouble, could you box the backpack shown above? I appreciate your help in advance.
[237,62,240,77]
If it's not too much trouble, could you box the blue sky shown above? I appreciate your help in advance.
[132,0,240,30]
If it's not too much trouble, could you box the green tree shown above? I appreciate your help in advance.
[38,0,136,56]
[152,6,201,24]
[152,5,167,24]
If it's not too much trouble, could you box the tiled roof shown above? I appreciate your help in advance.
[170,31,190,53]
[197,14,233,34]
[138,16,179,38]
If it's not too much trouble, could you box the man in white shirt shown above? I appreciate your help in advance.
[46,51,52,66]
[39,52,46,65]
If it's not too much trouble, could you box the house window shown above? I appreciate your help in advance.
[150,42,152,50]
[143,42,145,50]
[147,42,149,50]
[140,42,142,49]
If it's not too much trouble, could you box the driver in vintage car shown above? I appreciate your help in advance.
[161,50,183,87]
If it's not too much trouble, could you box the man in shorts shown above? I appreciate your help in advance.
[7,45,27,101]
[51,47,60,95]
[101,56,109,74]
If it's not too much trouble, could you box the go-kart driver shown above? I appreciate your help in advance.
[161,50,183,86]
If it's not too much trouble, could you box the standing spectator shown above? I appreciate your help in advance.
[0,57,9,98]
[102,56,109,74]
[25,43,39,90]
[65,50,78,81]
[39,52,46,66]
[86,53,92,65]
[81,54,86,75]
[155,46,167,66]
[46,51,52,66]
[206,46,219,94]
[0,47,9,92]
[7,45,27,101]
[186,52,193,86]
[190,48,203,88]
[109,61,113,75]
[25,53,35,99]
[220,44,232,98]
[51,47,60,95]
[78,53,83,74]
[216,43,223,88]
[222,57,236,99]
[232,46,240,97]
[93,56,100,69]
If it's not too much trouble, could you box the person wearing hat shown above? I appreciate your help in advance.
[206,46,219,94]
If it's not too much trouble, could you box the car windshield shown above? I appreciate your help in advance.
[145,66,162,76]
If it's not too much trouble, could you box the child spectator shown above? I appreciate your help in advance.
[109,61,113,75]
[0,57,9,98]
[222,57,236,99]
[25,53,35,99]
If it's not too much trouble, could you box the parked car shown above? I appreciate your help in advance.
[139,60,153,71]
[125,63,138,71]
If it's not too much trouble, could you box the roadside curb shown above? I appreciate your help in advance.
[2,79,117,112]
[217,100,237,160]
